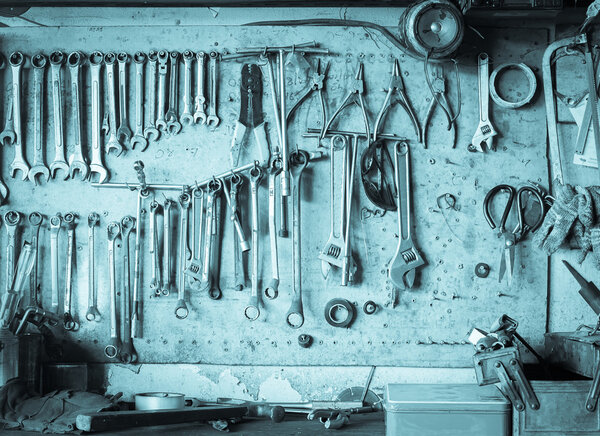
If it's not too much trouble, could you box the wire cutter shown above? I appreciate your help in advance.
[423,64,456,149]
[373,59,421,143]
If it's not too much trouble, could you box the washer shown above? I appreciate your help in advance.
[489,63,537,109]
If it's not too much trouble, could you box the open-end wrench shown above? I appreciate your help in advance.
[180,50,194,126]
[9,52,29,180]
[265,158,282,299]
[131,52,148,150]
[245,166,263,321]
[166,51,182,135]
[470,53,497,153]
[67,51,89,180]
[63,212,79,331]
[143,50,160,144]
[28,53,50,185]
[131,188,149,338]
[209,183,223,300]
[120,216,137,364]
[4,211,21,296]
[104,52,123,156]
[149,201,162,295]
[162,199,174,296]
[86,213,101,322]
[89,51,109,183]
[156,50,169,133]
[175,193,191,319]
[207,51,220,127]
[199,186,215,292]
[0,86,15,146]
[49,213,62,313]
[230,175,246,291]
[185,188,204,287]
[104,221,121,359]
[193,51,207,124]
[28,212,43,307]
[117,52,132,144]
[222,178,250,254]
[286,150,309,329]
[49,51,69,179]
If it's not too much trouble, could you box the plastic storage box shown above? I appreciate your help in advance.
[384,384,511,436]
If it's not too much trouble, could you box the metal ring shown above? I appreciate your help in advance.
[489,63,536,109]
[324,298,356,328]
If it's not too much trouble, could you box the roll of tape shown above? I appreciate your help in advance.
[135,392,185,410]
[489,63,537,109]
[324,298,356,328]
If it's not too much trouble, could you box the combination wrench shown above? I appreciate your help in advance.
[156,50,169,133]
[117,52,132,144]
[201,179,223,299]
[199,186,216,292]
[104,52,123,156]
[245,166,263,321]
[86,213,101,322]
[193,51,207,124]
[185,188,204,287]
[63,212,79,331]
[470,53,497,153]
[28,212,43,307]
[207,51,220,127]
[180,50,194,126]
[149,201,162,296]
[143,50,160,143]
[28,53,50,185]
[166,51,182,135]
[209,184,223,300]
[49,51,69,179]
[49,213,62,313]
[265,158,282,299]
[4,211,21,295]
[89,51,109,183]
[230,175,246,292]
[9,51,29,180]
[162,199,174,296]
[104,221,121,359]
[131,188,149,338]
[0,84,15,146]
[67,51,89,180]
[131,51,148,150]
[120,216,137,363]
[175,192,191,319]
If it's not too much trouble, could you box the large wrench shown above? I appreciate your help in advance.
[104,222,121,359]
[156,50,169,133]
[470,53,497,153]
[185,188,204,287]
[162,199,174,296]
[193,51,207,124]
[28,212,43,307]
[180,50,194,126]
[131,189,149,338]
[230,175,246,291]
[245,166,263,321]
[89,51,109,183]
[67,51,89,180]
[49,213,62,313]
[265,158,282,299]
[9,52,29,180]
[175,193,191,319]
[286,150,309,329]
[143,50,160,143]
[206,51,220,127]
[209,185,223,300]
[4,211,21,295]
[63,212,79,331]
[166,51,182,135]
[200,186,216,292]
[104,52,123,156]
[28,53,50,185]
[222,178,250,254]
[120,216,137,364]
[149,201,162,295]
[117,52,132,144]
[49,51,69,179]
[86,213,101,322]
[131,52,148,150]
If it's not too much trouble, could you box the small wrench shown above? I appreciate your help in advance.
[193,51,207,124]
[28,53,50,185]
[104,52,123,156]
[9,51,29,180]
[67,51,89,180]
[28,212,43,307]
[49,213,62,313]
[470,53,498,153]
[120,216,137,363]
[143,50,160,144]
[180,50,194,126]
[162,199,174,296]
[86,213,101,322]
[207,51,220,127]
[149,201,162,295]
[49,51,69,179]
[175,193,191,319]
[230,175,246,291]
[186,188,204,287]
[117,52,132,144]
[131,189,149,338]
[0,85,15,145]
[4,211,21,295]
[89,51,109,183]
[245,166,263,321]
[156,50,169,133]
[265,158,282,299]
[166,51,182,135]
[105,222,121,359]
[63,212,79,331]
[131,51,148,150]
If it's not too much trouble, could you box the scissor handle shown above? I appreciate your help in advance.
[483,184,516,231]
[516,186,545,238]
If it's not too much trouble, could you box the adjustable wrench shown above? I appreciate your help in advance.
[143,50,160,143]
[117,52,132,144]
[207,51,220,127]
[131,189,149,338]
[120,216,137,363]
[63,212,79,331]
[149,201,162,296]
[245,166,263,321]
[265,158,282,299]
[28,53,50,185]
[67,51,89,180]
[131,52,148,150]
[28,212,43,307]
[193,51,207,124]
[9,52,29,180]
[166,51,182,135]
[470,53,497,153]
[4,211,21,295]
[201,180,223,298]
[162,199,174,296]
[156,50,169,133]
[89,51,109,183]
[230,175,246,291]
[49,51,69,179]
[104,221,121,359]
[86,213,101,322]
[175,193,191,319]
[180,50,194,125]
[49,213,62,313]
[104,52,123,156]
[0,85,15,146]
[185,188,204,286]
[200,186,216,292]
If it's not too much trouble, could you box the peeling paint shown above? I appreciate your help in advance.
[258,374,303,402]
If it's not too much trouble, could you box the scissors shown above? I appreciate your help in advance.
[483,184,546,284]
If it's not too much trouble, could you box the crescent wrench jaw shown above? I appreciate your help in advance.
[143,126,159,146]
[167,120,182,135]
[68,159,89,181]
[194,112,207,125]
[10,161,29,181]
[0,130,16,146]
[180,113,194,126]
[50,160,69,180]
[89,164,109,184]
[130,135,148,151]
[28,165,50,185]
[206,116,220,127]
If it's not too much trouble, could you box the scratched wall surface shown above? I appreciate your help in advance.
[0,17,549,367]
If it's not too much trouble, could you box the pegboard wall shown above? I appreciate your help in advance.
[0,22,550,367]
